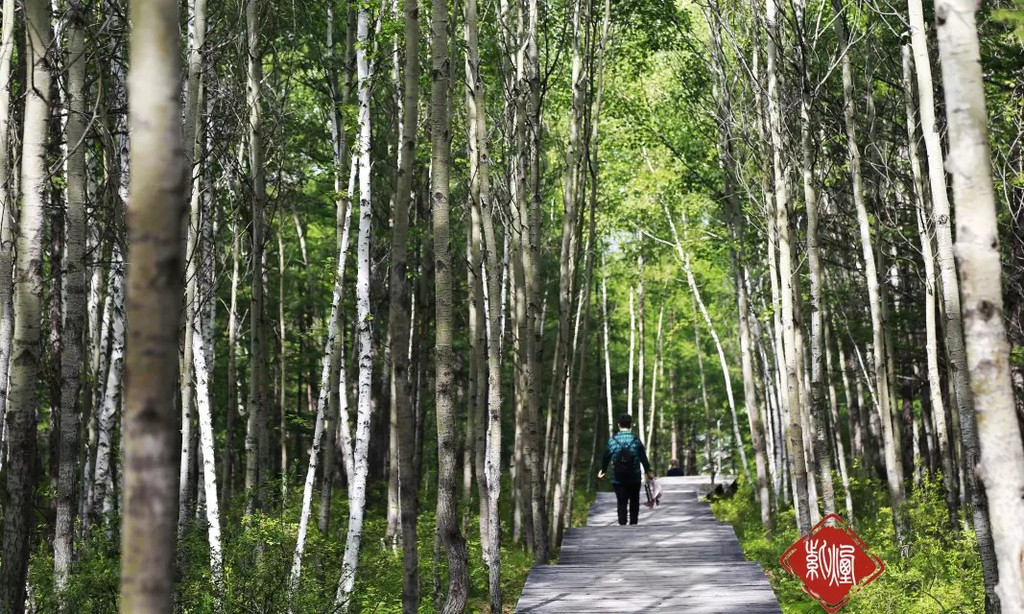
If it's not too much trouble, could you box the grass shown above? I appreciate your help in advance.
[710,474,985,613]
[28,477,570,613]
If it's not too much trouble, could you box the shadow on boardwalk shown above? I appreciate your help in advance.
[514,476,782,613]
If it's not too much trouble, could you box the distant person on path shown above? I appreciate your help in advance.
[666,458,685,476]
[598,414,653,525]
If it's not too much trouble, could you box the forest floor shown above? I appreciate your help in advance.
[711,476,986,613]
[27,480,595,613]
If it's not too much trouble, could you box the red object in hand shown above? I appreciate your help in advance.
[779,513,885,613]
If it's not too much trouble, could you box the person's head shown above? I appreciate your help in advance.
[617,414,633,430]
[670,458,679,468]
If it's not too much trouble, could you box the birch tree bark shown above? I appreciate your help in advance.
[0,0,50,606]
[54,0,89,592]
[119,0,187,609]
[791,0,837,518]
[0,0,14,470]
[244,0,269,515]
[666,210,749,483]
[193,300,224,601]
[288,192,351,610]
[322,9,357,524]
[600,259,614,431]
[936,0,1024,607]
[391,0,420,602]
[334,1,376,606]
[908,0,998,600]
[223,217,240,507]
[627,287,635,419]
[431,0,469,603]
[464,0,503,603]
[832,0,906,539]
[904,44,958,527]
[764,0,810,533]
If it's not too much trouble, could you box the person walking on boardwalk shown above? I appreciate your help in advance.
[598,414,654,525]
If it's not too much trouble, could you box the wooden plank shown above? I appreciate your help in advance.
[513,474,780,613]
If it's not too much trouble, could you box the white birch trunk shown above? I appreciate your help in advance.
[764,0,810,533]
[55,0,88,591]
[909,0,998,600]
[600,259,614,431]
[904,44,958,526]
[0,0,49,601]
[119,0,187,607]
[89,247,125,521]
[335,1,374,605]
[666,209,749,482]
[646,306,663,447]
[627,287,635,419]
[935,0,1024,606]
[0,0,15,474]
[192,308,224,597]
[830,0,906,540]
[288,241,346,610]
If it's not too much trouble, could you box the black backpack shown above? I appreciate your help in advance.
[613,434,637,483]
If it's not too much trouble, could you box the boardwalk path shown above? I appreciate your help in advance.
[514,476,782,613]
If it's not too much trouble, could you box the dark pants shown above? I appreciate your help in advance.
[613,482,642,525]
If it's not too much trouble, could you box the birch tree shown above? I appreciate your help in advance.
[431,0,469,603]
[936,0,1024,607]
[0,0,14,470]
[119,0,187,609]
[55,0,89,592]
[0,0,50,605]
[244,0,269,515]
[334,0,376,606]
[464,0,503,604]
[907,0,998,600]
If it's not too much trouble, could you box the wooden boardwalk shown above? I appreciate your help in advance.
[515,476,782,613]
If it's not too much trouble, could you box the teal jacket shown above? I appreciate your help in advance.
[602,430,651,485]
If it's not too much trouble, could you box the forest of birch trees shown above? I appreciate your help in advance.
[0,0,1021,610]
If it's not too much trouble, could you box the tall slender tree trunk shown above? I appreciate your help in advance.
[0,0,50,606]
[223,217,240,508]
[193,290,224,602]
[693,301,714,481]
[0,0,15,471]
[548,0,589,541]
[600,259,614,430]
[627,287,635,419]
[637,256,645,442]
[764,0,810,533]
[904,44,957,527]
[244,0,268,515]
[334,1,375,606]
[391,0,419,602]
[667,210,749,482]
[908,0,998,601]
[54,0,89,594]
[936,0,1024,607]
[646,306,663,447]
[832,0,906,540]
[823,319,854,521]
[792,0,836,518]
[463,0,503,603]
[118,0,187,609]
[288,185,352,611]
[430,0,469,604]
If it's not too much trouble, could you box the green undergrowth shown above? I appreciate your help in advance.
[711,475,984,613]
[27,479,541,613]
